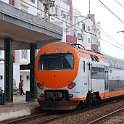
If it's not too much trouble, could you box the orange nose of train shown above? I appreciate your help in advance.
[35,42,79,89]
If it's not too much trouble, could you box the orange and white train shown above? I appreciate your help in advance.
[35,42,124,110]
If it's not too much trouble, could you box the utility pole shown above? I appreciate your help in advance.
[40,0,55,21]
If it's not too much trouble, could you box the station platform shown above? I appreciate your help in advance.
[0,95,39,122]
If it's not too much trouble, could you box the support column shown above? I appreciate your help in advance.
[4,38,13,103]
[30,44,37,99]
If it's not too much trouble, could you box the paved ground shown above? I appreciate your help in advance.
[0,95,39,122]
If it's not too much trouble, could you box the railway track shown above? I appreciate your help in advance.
[36,112,73,124]
[2,113,45,124]
[2,110,74,124]
[2,97,124,124]
[87,107,124,124]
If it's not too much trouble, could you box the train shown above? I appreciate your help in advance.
[35,42,124,110]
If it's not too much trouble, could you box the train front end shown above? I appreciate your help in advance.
[35,42,79,110]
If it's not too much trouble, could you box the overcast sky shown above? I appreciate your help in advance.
[73,0,124,59]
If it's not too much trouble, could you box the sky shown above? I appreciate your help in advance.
[73,0,124,60]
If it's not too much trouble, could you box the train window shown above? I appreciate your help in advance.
[38,53,74,70]
[91,67,104,79]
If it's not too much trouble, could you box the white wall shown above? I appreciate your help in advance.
[13,63,20,89]
[28,0,38,15]
[0,51,4,60]
[0,63,20,92]
[0,61,29,94]
[14,50,20,63]
[0,63,4,92]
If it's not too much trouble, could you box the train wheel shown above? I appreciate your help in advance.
[95,91,101,102]
[86,91,101,106]
[86,91,93,106]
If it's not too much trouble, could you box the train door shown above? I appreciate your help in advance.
[86,62,92,91]
[104,66,109,97]
[82,61,88,96]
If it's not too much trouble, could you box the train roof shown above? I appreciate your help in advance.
[70,43,106,62]
[69,43,124,69]
[70,43,103,55]
[106,55,124,69]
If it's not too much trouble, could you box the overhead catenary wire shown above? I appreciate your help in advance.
[65,17,89,31]
[58,13,124,51]
[77,2,124,49]
[69,0,124,50]
[114,0,124,9]
[101,30,124,48]
[67,24,124,51]
[98,36,124,51]
[53,1,124,51]
[98,0,124,25]
[65,14,124,50]
[84,30,124,51]
[54,2,124,53]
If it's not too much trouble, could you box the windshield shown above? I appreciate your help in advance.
[38,53,74,70]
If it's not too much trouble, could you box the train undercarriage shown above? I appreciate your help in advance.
[37,90,101,110]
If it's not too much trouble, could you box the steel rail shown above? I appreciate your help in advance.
[87,107,124,124]
[37,114,68,124]
[2,112,53,124]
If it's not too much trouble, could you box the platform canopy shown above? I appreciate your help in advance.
[0,1,62,50]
